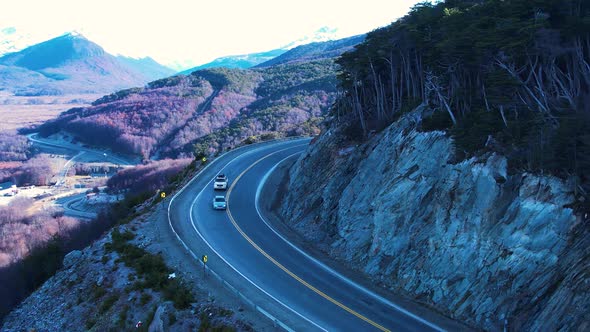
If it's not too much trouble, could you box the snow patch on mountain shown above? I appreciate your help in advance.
[282,26,342,49]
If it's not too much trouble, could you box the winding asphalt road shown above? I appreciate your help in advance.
[27,133,134,166]
[26,133,135,219]
[169,139,451,332]
[56,193,97,220]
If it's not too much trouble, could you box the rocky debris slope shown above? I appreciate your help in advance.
[1,206,254,332]
[279,111,590,330]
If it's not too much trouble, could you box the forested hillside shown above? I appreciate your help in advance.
[335,0,590,207]
[38,59,337,160]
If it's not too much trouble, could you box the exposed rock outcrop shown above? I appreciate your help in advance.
[279,111,590,330]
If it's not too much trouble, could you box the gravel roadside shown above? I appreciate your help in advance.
[137,201,279,331]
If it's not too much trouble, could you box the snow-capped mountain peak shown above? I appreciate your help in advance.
[282,26,341,50]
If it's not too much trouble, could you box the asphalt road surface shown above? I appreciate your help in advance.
[27,133,134,166]
[169,138,451,332]
[26,132,135,219]
[56,193,97,220]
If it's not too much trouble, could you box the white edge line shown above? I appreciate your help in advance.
[189,143,327,331]
[167,138,326,332]
[61,195,96,219]
[170,141,319,332]
[255,152,448,332]
[190,180,327,332]
[56,151,84,186]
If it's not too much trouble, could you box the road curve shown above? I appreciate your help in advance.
[26,132,136,219]
[56,193,97,220]
[27,133,135,166]
[169,139,445,331]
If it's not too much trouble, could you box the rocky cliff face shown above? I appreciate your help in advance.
[279,110,590,330]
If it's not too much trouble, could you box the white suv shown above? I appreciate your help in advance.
[213,174,228,190]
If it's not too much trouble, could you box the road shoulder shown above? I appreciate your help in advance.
[258,156,475,332]
[147,200,278,331]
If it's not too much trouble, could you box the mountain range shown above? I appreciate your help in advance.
[181,33,365,75]
[36,34,365,159]
[0,33,175,96]
[179,48,287,75]
[0,26,358,96]
[256,34,365,67]
[167,26,345,71]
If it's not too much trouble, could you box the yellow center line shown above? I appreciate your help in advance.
[226,145,391,332]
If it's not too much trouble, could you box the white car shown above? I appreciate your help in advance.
[213,174,228,190]
[213,195,227,210]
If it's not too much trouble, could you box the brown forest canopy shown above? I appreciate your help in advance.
[37,61,338,160]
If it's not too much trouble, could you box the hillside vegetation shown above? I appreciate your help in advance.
[0,132,29,161]
[0,156,196,322]
[39,59,339,160]
[335,0,590,206]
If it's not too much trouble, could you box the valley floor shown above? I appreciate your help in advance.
[0,92,100,132]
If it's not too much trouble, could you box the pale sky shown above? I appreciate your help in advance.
[0,0,422,69]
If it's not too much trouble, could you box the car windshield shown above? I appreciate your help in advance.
[214,197,225,202]
[216,175,226,179]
